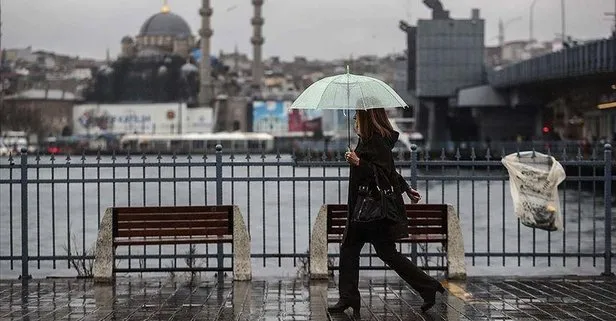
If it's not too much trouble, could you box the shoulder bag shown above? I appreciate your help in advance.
[352,164,405,223]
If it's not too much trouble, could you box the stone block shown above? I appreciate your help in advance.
[446,204,466,280]
[93,208,114,284]
[232,206,252,281]
[309,205,329,279]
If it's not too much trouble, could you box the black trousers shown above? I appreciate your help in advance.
[338,223,440,304]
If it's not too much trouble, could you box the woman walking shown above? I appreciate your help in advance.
[328,107,444,317]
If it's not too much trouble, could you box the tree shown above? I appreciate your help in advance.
[1,102,45,139]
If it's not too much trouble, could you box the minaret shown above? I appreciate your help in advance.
[251,0,265,91]
[198,0,213,106]
[233,44,239,73]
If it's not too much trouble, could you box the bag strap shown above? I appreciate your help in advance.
[370,163,393,192]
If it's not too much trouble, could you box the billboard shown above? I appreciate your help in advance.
[252,100,289,134]
[73,103,213,135]
[288,108,322,133]
[252,100,323,134]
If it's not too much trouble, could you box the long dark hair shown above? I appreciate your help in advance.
[356,107,394,139]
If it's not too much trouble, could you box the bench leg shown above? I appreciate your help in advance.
[446,205,466,280]
[232,206,252,281]
[310,205,329,279]
[93,208,114,284]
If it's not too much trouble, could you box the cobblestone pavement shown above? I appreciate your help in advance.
[1,276,615,320]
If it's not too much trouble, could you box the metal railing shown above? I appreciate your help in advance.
[0,144,613,279]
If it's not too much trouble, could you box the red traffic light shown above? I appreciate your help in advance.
[542,126,550,133]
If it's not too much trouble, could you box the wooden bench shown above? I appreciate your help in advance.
[94,205,252,283]
[113,206,234,247]
[310,203,466,279]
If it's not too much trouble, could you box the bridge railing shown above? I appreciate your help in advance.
[489,37,616,87]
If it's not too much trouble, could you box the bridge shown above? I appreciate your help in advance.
[455,37,616,144]
[488,37,616,88]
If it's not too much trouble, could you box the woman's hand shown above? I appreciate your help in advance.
[406,188,422,203]
[345,151,360,166]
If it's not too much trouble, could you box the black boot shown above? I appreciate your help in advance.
[420,283,445,313]
[328,300,361,318]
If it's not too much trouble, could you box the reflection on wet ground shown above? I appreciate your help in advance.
[1,275,615,320]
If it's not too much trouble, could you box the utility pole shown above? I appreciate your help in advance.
[498,16,522,61]
[529,0,541,43]
[606,0,616,35]
[561,0,566,44]
[0,0,4,135]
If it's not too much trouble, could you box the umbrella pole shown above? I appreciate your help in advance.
[347,110,351,151]
[346,65,351,151]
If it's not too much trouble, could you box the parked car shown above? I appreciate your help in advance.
[0,142,9,156]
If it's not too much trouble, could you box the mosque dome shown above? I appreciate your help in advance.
[139,10,191,37]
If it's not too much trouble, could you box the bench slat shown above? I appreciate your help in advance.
[114,236,233,246]
[328,227,346,235]
[113,206,233,214]
[117,220,230,230]
[408,227,446,234]
[328,235,446,243]
[405,204,448,211]
[328,227,446,236]
[397,235,447,242]
[328,211,347,218]
[408,218,445,225]
[116,213,229,222]
[406,211,447,219]
[330,217,347,222]
[116,227,230,238]
[328,216,445,226]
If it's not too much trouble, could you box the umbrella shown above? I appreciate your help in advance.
[290,66,408,149]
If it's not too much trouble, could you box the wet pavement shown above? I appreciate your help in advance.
[1,275,615,320]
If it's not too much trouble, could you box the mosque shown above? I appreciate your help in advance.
[82,1,202,105]
[80,0,265,136]
[119,2,195,61]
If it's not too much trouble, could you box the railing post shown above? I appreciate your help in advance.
[410,144,418,265]
[20,148,31,282]
[215,145,224,279]
[603,143,613,276]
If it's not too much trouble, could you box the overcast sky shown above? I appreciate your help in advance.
[3,0,615,61]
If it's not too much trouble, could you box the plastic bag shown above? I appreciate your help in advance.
[501,151,566,231]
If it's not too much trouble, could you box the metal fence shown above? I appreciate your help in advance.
[0,144,613,280]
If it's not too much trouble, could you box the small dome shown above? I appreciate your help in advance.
[140,11,191,37]
[181,63,198,74]
[121,36,134,44]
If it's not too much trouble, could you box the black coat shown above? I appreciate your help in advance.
[344,130,411,243]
